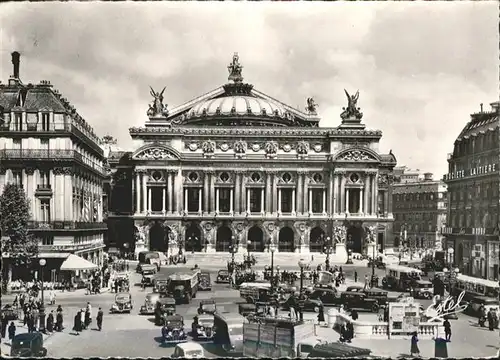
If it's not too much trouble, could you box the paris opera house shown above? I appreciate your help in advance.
[104,54,397,258]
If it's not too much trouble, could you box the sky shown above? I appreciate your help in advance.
[0,2,497,178]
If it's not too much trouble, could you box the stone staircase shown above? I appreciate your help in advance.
[184,251,351,267]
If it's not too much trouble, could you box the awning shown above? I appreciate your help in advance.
[60,254,99,271]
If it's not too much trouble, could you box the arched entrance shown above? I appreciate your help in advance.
[149,222,170,253]
[278,227,294,252]
[347,225,364,254]
[309,227,325,253]
[216,226,233,252]
[184,224,202,252]
[247,226,265,252]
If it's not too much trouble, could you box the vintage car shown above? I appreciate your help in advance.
[155,297,177,326]
[153,277,170,294]
[161,314,187,343]
[308,288,341,306]
[139,293,161,315]
[191,314,215,340]
[10,332,48,358]
[198,271,212,291]
[466,296,500,317]
[172,341,205,359]
[367,257,386,269]
[2,304,20,321]
[341,292,379,313]
[197,299,217,315]
[141,265,157,286]
[216,269,230,284]
[238,303,257,317]
[110,292,133,314]
[410,280,434,299]
[345,286,388,306]
[281,295,324,313]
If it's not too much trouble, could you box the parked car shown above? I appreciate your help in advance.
[110,292,133,314]
[342,292,379,313]
[191,314,215,340]
[10,332,47,358]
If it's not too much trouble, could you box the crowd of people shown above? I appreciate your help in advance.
[71,302,104,334]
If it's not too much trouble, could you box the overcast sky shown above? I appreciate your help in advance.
[0,2,497,178]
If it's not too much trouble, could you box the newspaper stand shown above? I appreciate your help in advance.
[388,297,420,339]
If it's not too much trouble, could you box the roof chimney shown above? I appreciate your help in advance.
[11,51,20,79]
[423,172,433,181]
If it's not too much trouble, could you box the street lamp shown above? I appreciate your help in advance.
[38,258,47,333]
[298,258,307,322]
[324,237,333,271]
[229,235,236,274]
[346,234,353,265]
[247,240,252,268]
[270,242,276,293]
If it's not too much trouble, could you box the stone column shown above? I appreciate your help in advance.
[216,188,220,213]
[175,169,183,213]
[22,169,28,190]
[64,170,73,221]
[327,172,333,215]
[241,172,247,213]
[297,172,303,214]
[308,189,313,213]
[230,188,234,213]
[184,188,188,212]
[278,189,282,213]
[203,172,209,214]
[148,187,152,213]
[260,188,264,213]
[234,172,241,213]
[333,172,339,214]
[30,168,37,219]
[271,172,278,213]
[198,188,202,214]
[346,189,350,214]
[142,171,148,213]
[265,172,272,213]
[209,171,216,213]
[384,190,389,217]
[49,170,56,221]
[340,173,346,214]
[303,172,309,213]
[322,189,327,215]
[168,172,174,213]
[373,173,379,216]
[359,189,363,213]
[162,188,166,213]
[135,172,141,214]
[364,173,370,215]
[246,189,251,213]
[292,189,296,214]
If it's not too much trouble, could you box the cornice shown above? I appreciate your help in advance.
[129,126,383,138]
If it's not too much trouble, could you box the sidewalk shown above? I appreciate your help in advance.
[2,287,111,303]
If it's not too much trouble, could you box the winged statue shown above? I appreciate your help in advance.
[148,86,167,117]
[341,89,363,120]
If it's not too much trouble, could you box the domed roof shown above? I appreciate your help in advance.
[189,95,286,118]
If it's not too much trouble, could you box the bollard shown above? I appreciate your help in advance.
[327,308,338,328]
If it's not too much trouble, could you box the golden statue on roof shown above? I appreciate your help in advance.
[228,53,243,83]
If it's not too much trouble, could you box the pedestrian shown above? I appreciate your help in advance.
[0,312,7,339]
[80,308,85,330]
[351,309,359,321]
[339,323,348,343]
[410,331,420,356]
[73,311,82,336]
[443,319,451,341]
[487,309,494,331]
[354,271,358,283]
[85,308,91,329]
[8,322,16,342]
[27,312,35,333]
[317,306,325,326]
[96,307,103,331]
[345,322,354,343]
[364,274,369,290]
[46,311,54,333]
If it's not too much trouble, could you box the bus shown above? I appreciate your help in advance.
[381,264,423,292]
[213,312,245,355]
[452,274,500,300]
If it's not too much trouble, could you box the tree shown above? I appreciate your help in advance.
[0,183,38,281]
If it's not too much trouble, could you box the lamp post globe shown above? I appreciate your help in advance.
[38,258,47,333]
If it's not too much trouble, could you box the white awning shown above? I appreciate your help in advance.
[60,254,98,271]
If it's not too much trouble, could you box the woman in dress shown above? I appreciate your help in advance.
[317,306,325,326]
[73,311,81,335]
[410,331,420,357]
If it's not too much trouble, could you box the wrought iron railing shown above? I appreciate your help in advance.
[0,149,104,174]
[28,221,108,230]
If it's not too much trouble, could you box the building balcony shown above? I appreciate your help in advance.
[28,221,108,230]
[441,227,497,236]
[38,242,105,253]
[0,149,104,175]
[35,184,53,197]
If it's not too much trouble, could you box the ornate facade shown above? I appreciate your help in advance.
[0,52,107,280]
[106,54,397,256]
[443,101,499,280]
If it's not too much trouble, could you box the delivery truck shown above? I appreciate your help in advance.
[243,317,325,358]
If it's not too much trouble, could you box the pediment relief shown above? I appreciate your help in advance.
[132,146,179,161]
[335,148,379,162]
